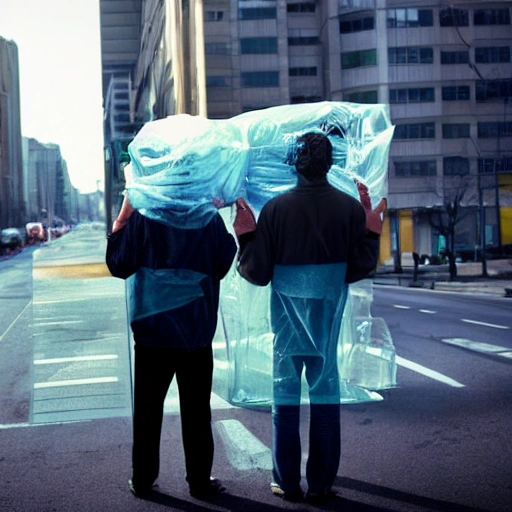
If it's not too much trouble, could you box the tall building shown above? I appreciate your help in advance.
[0,36,24,228]
[23,138,76,226]
[100,0,512,260]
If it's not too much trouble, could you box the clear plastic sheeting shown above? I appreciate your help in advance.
[125,101,394,227]
[125,101,397,406]
[126,268,206,322]
[220,268,394,406]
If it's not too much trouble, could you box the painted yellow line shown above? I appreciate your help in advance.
[33,263,112,279]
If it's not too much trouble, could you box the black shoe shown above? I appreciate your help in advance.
[305,488,337,504]
[128,478,152,498]
[270,482,304,502]
[189,477,226,499]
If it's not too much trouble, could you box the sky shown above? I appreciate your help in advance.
[0,0,104,193]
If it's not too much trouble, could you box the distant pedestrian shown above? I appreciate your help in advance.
[106,195,237,499]
[234,131,385,503]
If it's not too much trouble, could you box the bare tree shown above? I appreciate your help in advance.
[417,173,477,280]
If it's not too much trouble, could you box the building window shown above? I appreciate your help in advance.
[340,17,374,33]
[388,47,433,64]
[395,160,437,177]
[478,122,512,138]
[439,8,469,27]
[241,38,277,54]
[241,71,279,87]
[287,3,316,13]
[476,79,512,101]
[394,122,436,139]
[288,36,319,46]
[442,124,470,138]
[289,67,317,77]
[444,157,469,175]
[389,87,434,103]
[386,9,433,28]
[204,11,223,21]
[478,157,512,173]
[291,95,323,104]
[345,90,378,103]
[239,8,276,20]
[442,86,470,101]
[206,76,231,87]
[474,9,511,25]
[341,49,377,69]
[441,51,469,64]
[475,46,511,63]
[205,42,229,55]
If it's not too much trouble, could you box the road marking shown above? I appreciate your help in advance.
[34,355,118,365]
[216,419,272,471]
[33,320,84,326]
[441,338,512,359]
[419,309,436,314]
[461,319,509,330]
[395,356,465,388]
[0,301,32,343]
[34,377,118,389]
[33,294,124,305]
[394,305,410,309]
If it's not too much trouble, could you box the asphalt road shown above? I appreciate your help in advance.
[0,230,511,512]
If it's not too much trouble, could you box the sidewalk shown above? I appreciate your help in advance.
[374,258,512,297]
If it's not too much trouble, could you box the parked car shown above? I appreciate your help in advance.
[26,222,46,245]
[1,228,24,255]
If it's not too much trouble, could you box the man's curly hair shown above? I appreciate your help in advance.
[295,132,333,181]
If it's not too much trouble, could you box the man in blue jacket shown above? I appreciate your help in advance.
[107,197,236,499]
[234,131,385,504]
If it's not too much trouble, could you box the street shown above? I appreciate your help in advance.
[0,228,511,512]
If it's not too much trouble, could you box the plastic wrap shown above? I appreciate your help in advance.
[124,101,397,405]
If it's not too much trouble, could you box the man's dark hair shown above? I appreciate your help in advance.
[295,132,333,181]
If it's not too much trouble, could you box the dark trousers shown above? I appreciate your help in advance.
[131,344,214,489]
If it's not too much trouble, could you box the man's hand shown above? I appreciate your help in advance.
[233,198,256,238]
[356,180,386,236]
[112,196,135,233]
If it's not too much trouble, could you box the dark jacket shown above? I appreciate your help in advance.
[106,211,237,348]
[237,179,379,285]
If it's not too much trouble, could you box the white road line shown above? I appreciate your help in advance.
[419,309,436,314]
[34,355,118,365]
[34,377,118,389]
[442,338,512,359]
[33,320,83,326]
[394,305,410,309]
[33,294,123,305]
[216,419,272,471]
[395,356,465,388]
[0,301,31,343]
[461,319,509,330]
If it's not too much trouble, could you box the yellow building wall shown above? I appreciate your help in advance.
[399,210,414,253]
[379,214,392,264]
[501,206,512,245]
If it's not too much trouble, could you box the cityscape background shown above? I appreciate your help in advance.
[1,0,512,271]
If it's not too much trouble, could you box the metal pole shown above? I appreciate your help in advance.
[478,176,488,277]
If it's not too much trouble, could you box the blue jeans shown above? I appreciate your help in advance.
[272,403,340,493]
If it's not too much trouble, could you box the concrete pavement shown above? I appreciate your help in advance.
[374,258,512,297]
[1,232,511,511]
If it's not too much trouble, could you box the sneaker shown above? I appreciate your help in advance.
[270,482,304,502]
[189,477,226,499]
[128,478,152,499]
[305,488,337,504]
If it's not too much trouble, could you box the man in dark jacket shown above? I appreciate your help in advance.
[234,131,385,503]
[106,197,237,499]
